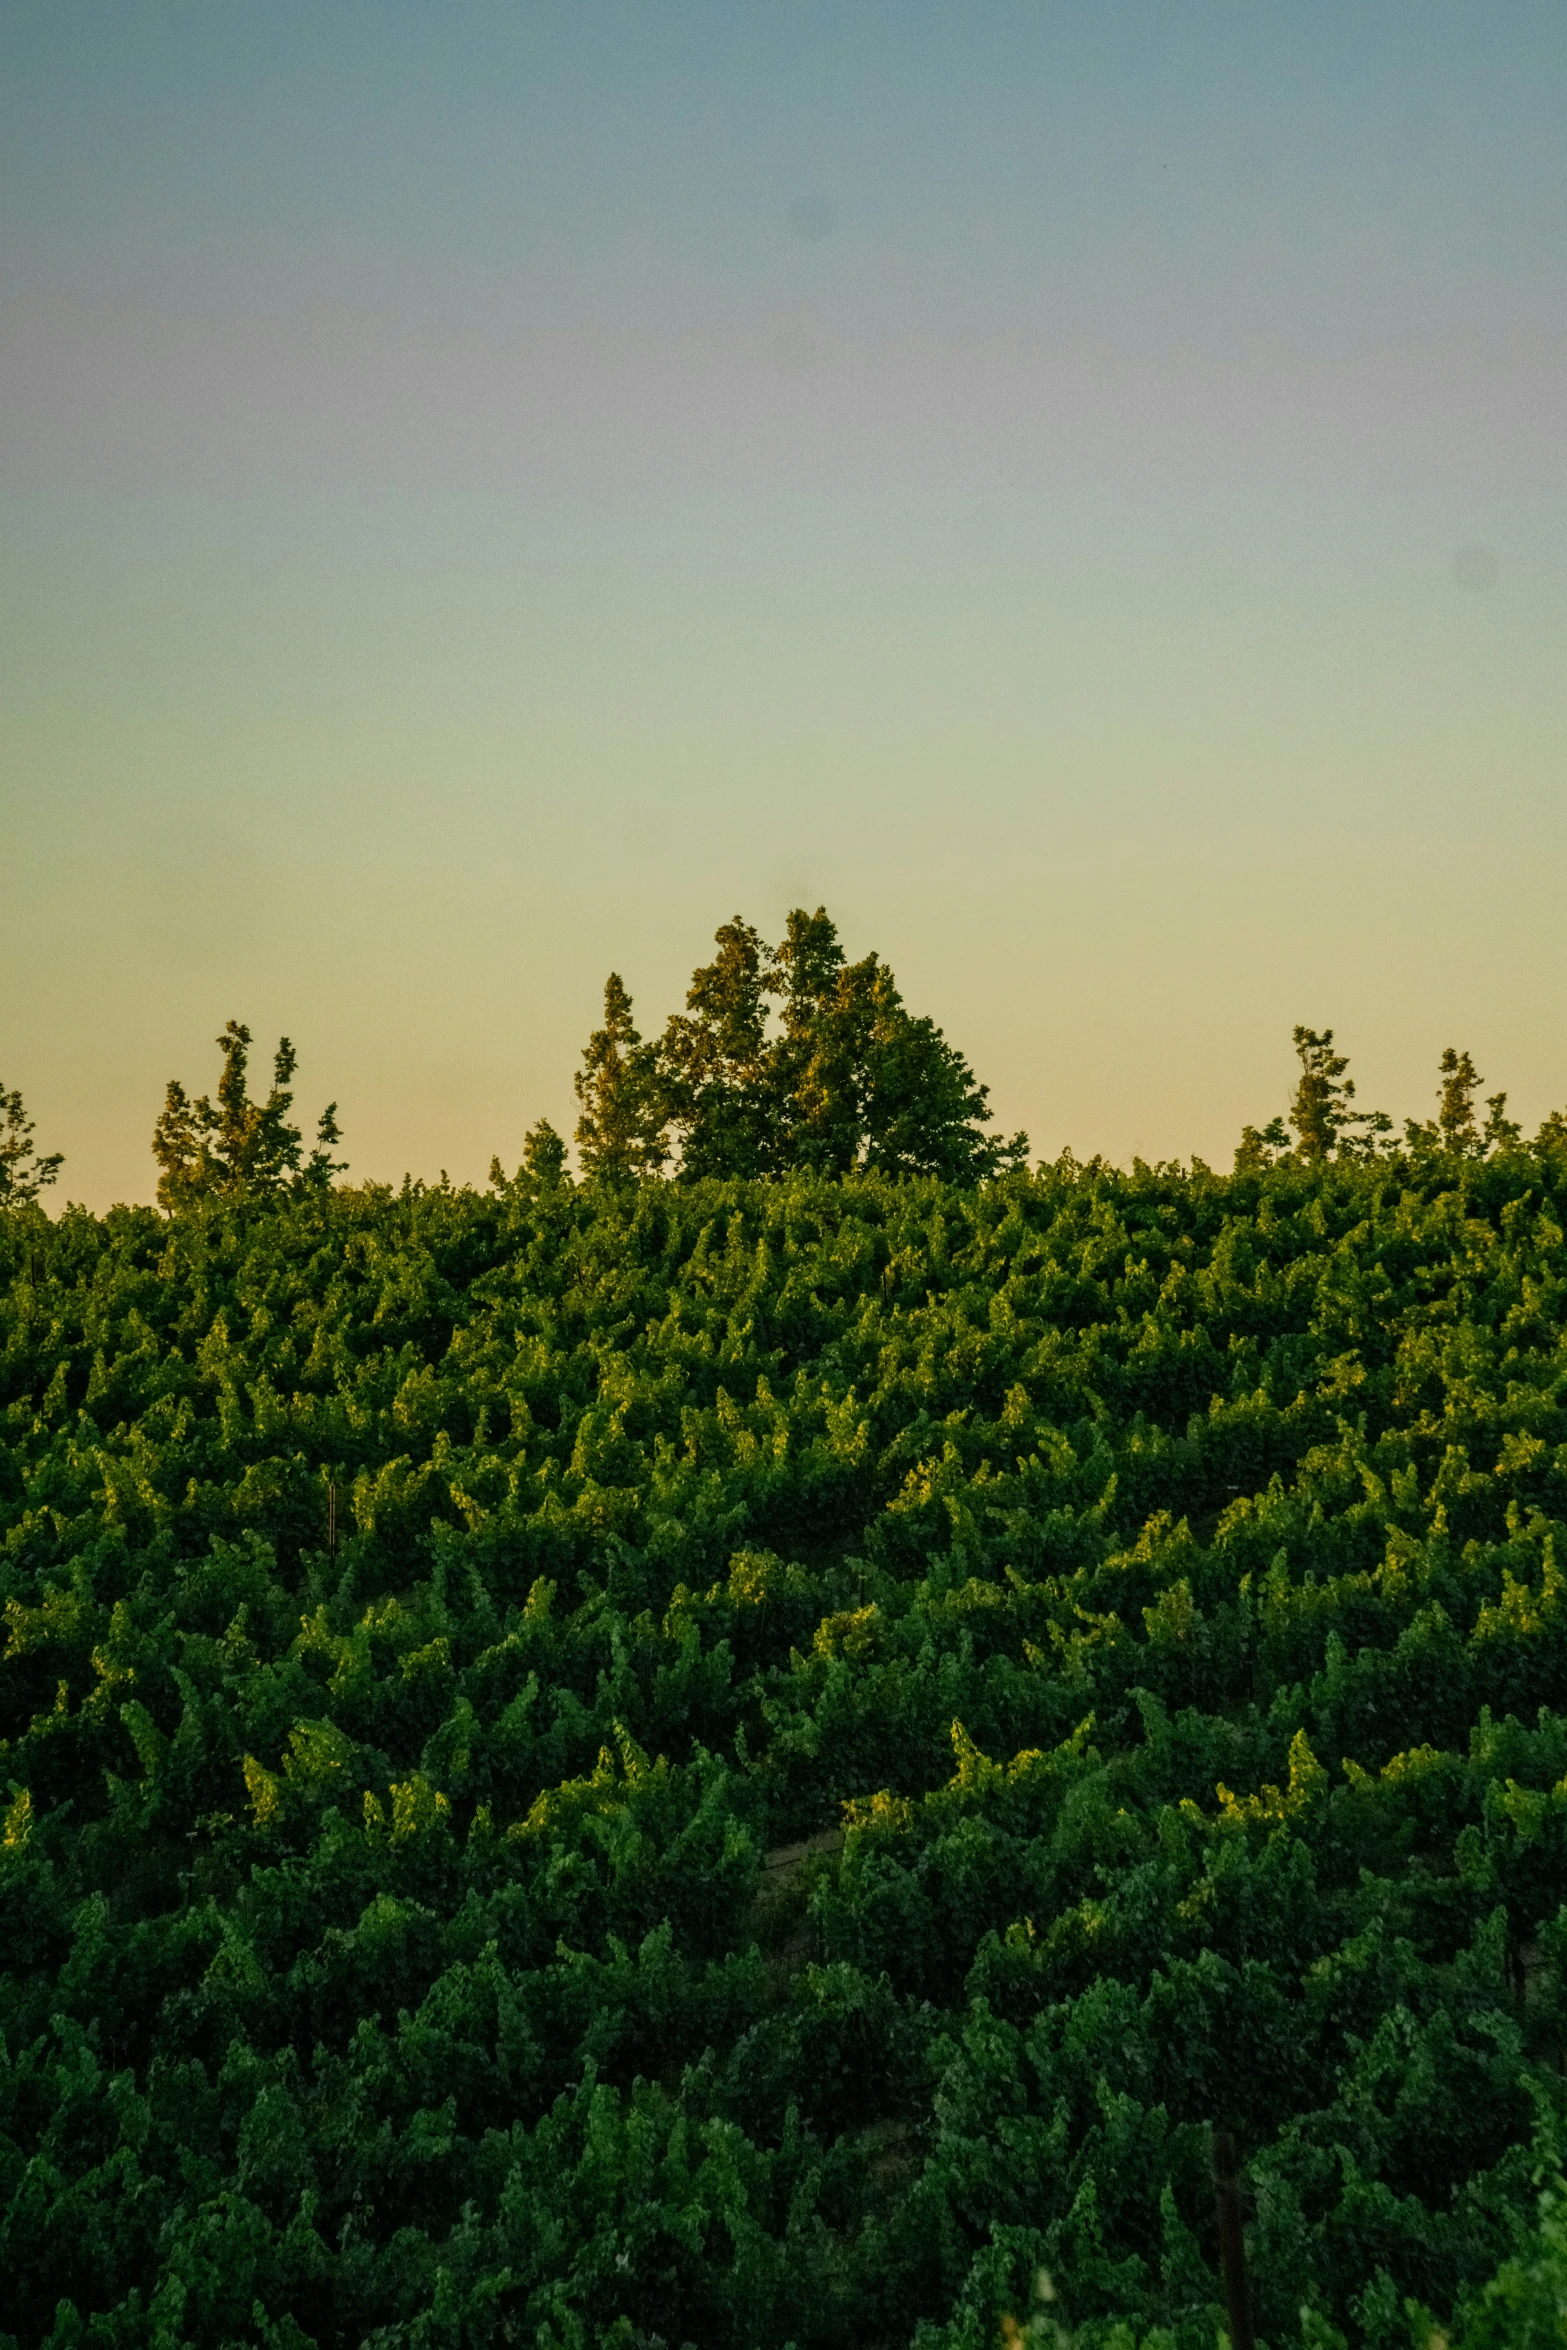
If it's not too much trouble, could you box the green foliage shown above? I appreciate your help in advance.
[583,908,1026,1185]
[6,1144,1567,2344]
[491,1119,572,1199]
[0,1080,63,1205]
[1405,1051,1524,1161]
[573,975,669,1180]
[1453,2167,1567,2350]
[659,916,780,1180]
[1238,1033,1552,1175]
[151,1023,344,1209]
[1288,1026,1367,1162]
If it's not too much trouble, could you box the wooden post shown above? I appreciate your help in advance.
[1212,2129,1256,2350]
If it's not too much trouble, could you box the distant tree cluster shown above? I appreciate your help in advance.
[3,917,1566,1218]
[1234,1025,1541,1172]
[567,907,1029,1185]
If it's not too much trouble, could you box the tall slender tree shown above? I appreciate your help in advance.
[1288,1027,1357,1162]
[0,1080,63,1205]
[768,911,864,1174]
[1437,1047,1483,1150]
[1405,1047,1521,1156]
[573,976,667,1180]
[1238,1027,1389,1168]
[657,918,777,1178]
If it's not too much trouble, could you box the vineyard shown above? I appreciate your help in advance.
[5,1146,1567,2347]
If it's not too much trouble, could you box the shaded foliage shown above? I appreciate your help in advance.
[0,1082,62,1207]
[579,909,1027,1185]
[152,1024,344,1210]
[6,1138,1567,2344]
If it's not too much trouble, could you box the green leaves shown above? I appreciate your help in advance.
[4,1153,1567,2343]
[0,1077,63,1206]
[151,1021,345,1210]
[578,907,1027,1186]
[572,976,670,1182]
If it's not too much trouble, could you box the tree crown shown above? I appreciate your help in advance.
[573,909,1026,1186]
[0,1081,63,1207]
[152,1021,344,1209]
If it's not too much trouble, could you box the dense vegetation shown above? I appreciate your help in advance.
[5,931,1567,2347]
[7,1128,1567,2347]
[565,909,1027,1185]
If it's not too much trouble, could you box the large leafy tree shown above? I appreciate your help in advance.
[770,917,1022,1180]
[858,990,1013,1178]
[0,1079,63,1205]
[646,907,1025,1183]
[151,1021,344,1209]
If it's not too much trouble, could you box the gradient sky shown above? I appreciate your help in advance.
[4,1,1565,1204]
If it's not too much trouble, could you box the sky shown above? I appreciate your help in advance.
[3,0,1564,1204]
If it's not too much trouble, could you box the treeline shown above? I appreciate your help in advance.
[1236,1027,1557,1170]
[4,910,1561,1215]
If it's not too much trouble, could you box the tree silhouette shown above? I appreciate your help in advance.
[612,907,1027,1183]
[0,1080,63,1205]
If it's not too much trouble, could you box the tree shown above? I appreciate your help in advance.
[1288,1027,1358,1163]
[490,1119,571,1194]
[1407,1046,1481,1153]
[522,1118,570,1186]
[0,1080,63,1205]
[1233,1117,1289,1173]
[657,918,778,1179]
[1405,1047,1520,1156]
[863,999,1025,1178]
[573,977,667,1180]
[152,1021,344,1209]
[1236,1028,1390,1170]
[651,907,1025,1183]
[767,910,865,1175]
[788,939,1023,1180]
[1437,1046,1484,1150]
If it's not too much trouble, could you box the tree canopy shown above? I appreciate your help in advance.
[151,1021,344,1209]
[578,907,1028,1184]
[0,1079,62,1206]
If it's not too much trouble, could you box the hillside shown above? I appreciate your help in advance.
[4,1152,1567,2347]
